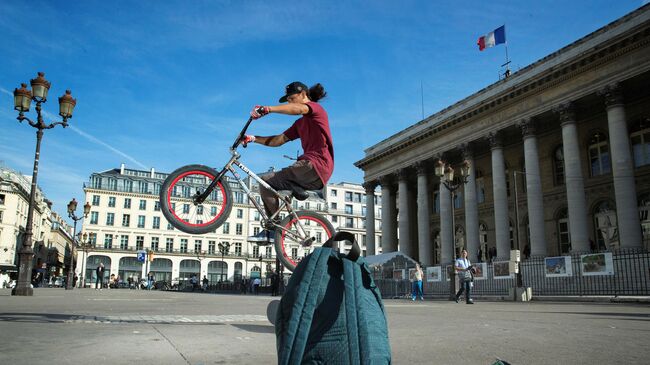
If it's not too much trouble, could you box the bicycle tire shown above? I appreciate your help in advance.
[274,210,336,272]
[160,164,233,235]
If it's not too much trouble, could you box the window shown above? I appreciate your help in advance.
[331,202,337,210]
[0,193,5,205]
[151,237,159,251]
[236,209,243,218]
[92,195,100,206]
[235,223,243,235]
[589,132,611,176]
[234,191,244,204]
[553,146,565,185]
[90,212,99,224]
[316,232,322,243]
[346,217,354,228]
[138,215,145,228]
[254,211,260,221]
[107,178,117,190]
[104,234,113,249]
[631,122,650,167]
[106,213,115,226]
[108,197,116,207]
[124,198,131,209]
[139,181,148,193]
[139,200,147,210]
[253,227,260,235]
[167,223,173,230]
[0,210,3,223]
[166,238,174,252]
[154,201,161,211]
[197,205,204,215]
[330,189,337,197]
[253,245,259,257]
[234,242,242,256]
[222,222,230,234]
[183,204,190,214]
[122,214,130,227]
[332,215,338,223]
[194,240,202,253]
[291,247,298,258]
[124,180,133,192]
[266,246,273,258]
[120,235,129,250]
[211,206,217,216]
[208,241,216,254]
[345,191,353,202]
[345,204,353,215]
[556,209,571,254]
[305,202,310,210]
[361,206,367,216]
[180,239,188,253]
[354,193,362,203]
[153,217,160,229]
[136,236,144,250]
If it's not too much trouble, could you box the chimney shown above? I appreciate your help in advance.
[151,168,155,178]
[120,163,125,175]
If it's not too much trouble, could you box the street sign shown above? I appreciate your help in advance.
[137,250,146,263]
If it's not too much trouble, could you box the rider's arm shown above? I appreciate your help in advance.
[268,103,310,115]
[254,134,290,147]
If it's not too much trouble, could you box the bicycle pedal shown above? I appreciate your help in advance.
[300,237,315,247]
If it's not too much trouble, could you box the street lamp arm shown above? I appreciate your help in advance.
[46,118,69,129]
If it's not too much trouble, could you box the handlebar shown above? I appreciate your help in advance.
[231,107,267,150]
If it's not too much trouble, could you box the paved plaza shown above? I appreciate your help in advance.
[1,289,649,364]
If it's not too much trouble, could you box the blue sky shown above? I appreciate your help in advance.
[0,0,646,222]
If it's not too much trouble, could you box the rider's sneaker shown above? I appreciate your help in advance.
[247,230,275,244]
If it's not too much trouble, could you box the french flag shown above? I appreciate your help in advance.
[477,25,506,51]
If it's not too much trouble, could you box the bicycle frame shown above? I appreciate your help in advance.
[195,116,313,246]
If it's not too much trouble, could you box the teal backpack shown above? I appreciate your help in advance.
[274,231,391,365]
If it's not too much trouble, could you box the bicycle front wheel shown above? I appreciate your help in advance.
[274,210,336,272]
[160,164,233,235]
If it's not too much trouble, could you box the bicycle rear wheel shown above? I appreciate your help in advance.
[274,210,336,272]
[160,164,233,235]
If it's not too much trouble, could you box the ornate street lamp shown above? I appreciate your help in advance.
[217,242,230,282]
[435,159,471,300]
[11,72,78,296]
[66,198,91,290]
[78,232,94,288]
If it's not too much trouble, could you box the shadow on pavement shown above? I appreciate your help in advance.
[230,323,275,333]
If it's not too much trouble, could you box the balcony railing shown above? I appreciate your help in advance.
[86,246,276,259]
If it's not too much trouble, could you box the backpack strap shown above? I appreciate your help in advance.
[322,231,361,262]
[279,246,332,365]
[343,254,362,364]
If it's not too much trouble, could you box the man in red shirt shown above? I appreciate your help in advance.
[242,81,334,243]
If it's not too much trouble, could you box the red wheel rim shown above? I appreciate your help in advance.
[166,170,228,228]
[280,216,333,267]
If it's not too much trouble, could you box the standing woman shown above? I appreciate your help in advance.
[243,82,334,243]
[411,263,424,301]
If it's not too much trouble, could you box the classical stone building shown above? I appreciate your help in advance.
[356,5,650,266]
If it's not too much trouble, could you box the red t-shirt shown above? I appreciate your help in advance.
[282,101,334,186]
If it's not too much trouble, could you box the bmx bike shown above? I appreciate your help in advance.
[159,112,336,272]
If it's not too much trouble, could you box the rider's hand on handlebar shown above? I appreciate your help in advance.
[241,134,256,147]
[250,105,270,120]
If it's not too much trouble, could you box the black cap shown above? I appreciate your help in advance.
[279,81,308,103]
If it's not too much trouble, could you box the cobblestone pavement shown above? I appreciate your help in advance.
[1,288,649,364]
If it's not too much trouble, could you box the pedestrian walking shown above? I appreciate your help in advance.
[454,249,474,304]
[95,263,105,290]
[202,275,209,292]
[411,263,424,301]
[253,277,261,295]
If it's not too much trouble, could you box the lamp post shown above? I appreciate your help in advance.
[435,159,470,300]
[66,199,91,290]
[218,242,230,282]
[78,232,94,288]
[11,72,77,296]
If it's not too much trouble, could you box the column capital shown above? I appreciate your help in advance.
[414,161,429,176]
[486,131,502,149]
[397,168,411,181]
[378,174,395,187]
[460,143,473,160]
[362,181,377,193]
[517,117,536,138]
[553,102,576,125]
[599,82,624,108]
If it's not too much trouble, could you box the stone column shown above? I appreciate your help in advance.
[600,84,642,249]
[488,132,511,260]
[439,176,453,264]
[416,163,433,266]
[519,118,547,257]
[380,175,398,253]
[461,145,480,261]
[555,103,590,252]
[363,181,377,256]
[398,169,413,258]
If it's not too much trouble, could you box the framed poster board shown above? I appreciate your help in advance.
[544,256,573,277]
[393,269,405,280]
[581,253,614,276]
[471,262,487,280]
[493,261,513,279]
[426,266,441,282]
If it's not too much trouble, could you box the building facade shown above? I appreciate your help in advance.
[78,164,383,286]
[355,6,650,266]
